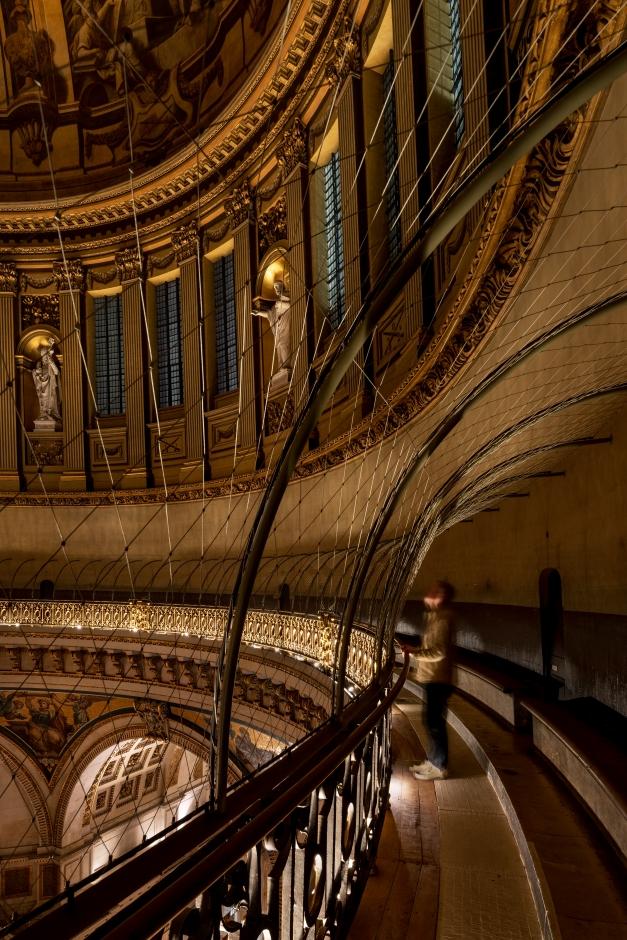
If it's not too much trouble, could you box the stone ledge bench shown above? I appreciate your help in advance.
[519,697,627,861]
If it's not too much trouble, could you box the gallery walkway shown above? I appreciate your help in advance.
[348,685,626,940]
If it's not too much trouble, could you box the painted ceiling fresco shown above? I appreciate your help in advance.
[0,0,286,195]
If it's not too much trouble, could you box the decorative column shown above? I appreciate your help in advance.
[278,118,311,415]
[116,248,148,488]
[0,263,19,491]
[392,0,422,336]
[226,182,260,473]
[172,223,205,484]
[329,22,368,397]
[53,260,86,490]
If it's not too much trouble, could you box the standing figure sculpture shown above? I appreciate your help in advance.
[32,339,61,426]
[253,280,291,373]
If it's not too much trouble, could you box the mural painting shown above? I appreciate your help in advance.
[0,691,135,773]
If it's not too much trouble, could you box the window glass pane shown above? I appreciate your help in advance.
[383,52,402,262]
[214,253,238,394]
[450,0,465,145]
[323,151,345,330]
[156,279,183,408]
[94,294,125,416]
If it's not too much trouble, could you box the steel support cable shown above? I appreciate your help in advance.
[210,41,627,805]
[335,289,627,706]
[361,287,627,664]
[380,378,627,642]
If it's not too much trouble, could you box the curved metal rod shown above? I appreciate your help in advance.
[378,380,627,661]
[334,289,627,709]
[214,45,627,806]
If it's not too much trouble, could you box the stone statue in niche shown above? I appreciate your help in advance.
[32,339,61,429]
[253,280,291,382]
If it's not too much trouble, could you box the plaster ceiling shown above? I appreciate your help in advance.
[0,0,287,198]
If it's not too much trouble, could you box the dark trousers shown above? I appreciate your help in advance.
[424,683,451,770]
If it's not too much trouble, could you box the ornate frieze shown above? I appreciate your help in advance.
[19,272,55,291]
[0,601,375,689]
[258,196,287,257]
[277,118,308,176]
[87,267,117,289]
[21,294,60,329]
[203,221,231,252]
[225,180,255,227]
[325,16,361,85]
[115,248,143,282]
[0,263,17,292]
[52,260,84,292]
[172,222,199,264]
[147,251,175,276]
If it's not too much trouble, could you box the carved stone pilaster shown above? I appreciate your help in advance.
[0,263,17,293]
[258,196,287,258]
[53,260,84,292]
[277,118,308,177]
[115,248,143,282]
[326,17,361,85]
[172,222,198,265]
[225,180,255,227]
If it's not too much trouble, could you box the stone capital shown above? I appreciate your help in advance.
[277,118,308,177]
[225,180,255,228]
[0,262,17,293]
[115,248,143,282]
[53,259,84,292]
[325,17,361,86]
[172,221,198,265]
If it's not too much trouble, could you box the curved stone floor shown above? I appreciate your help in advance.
[349,689,542,940]
[349,683,627,940]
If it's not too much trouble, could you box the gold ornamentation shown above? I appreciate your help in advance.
[115,249,142,282]
[0,263,17,292]
[147,252,175,275]
[225,180,255,227]
[172,222,198,264]
[203,222,230,251]
[0,0,333,241]
[28,438,64,467]
[326,16,361,85]
[88,267,117,288]
[135,700,170,741]
[0,601,375,688]
[19,272,55,291]
[21,294,60,329]
[52,260,84,292]
[277,118,308,176]
[266,393,294,435]
[258,197,287,257]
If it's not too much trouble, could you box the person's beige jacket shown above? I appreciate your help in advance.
[412,609,452,684]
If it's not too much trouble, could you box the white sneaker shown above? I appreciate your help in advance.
[409,761,431,774]
[413,764,448,780]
